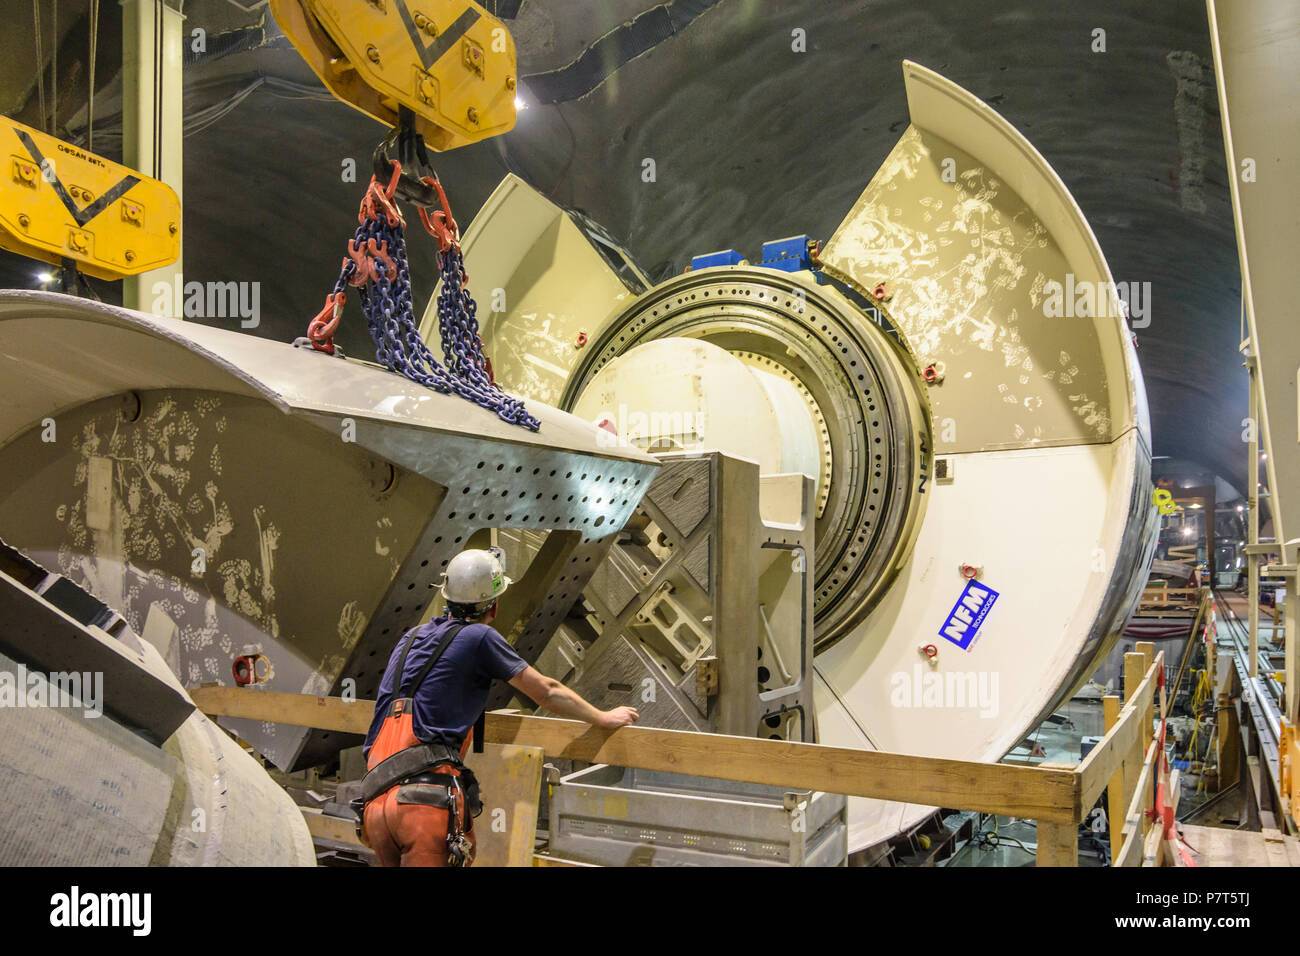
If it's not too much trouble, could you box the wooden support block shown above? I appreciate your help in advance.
[1036,820,1077,867]
[1142,818,1164,866]
[696,656,719,698]
[1262,829,1291,867]
[1135,643,1156,733]
[532,853,597,867]
[464,742,544,867]
[1123,652,1147,707]
[1217,693,1241,789]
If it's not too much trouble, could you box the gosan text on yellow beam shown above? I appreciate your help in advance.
[0,119,180,281]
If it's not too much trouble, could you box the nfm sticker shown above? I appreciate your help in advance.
[939,580,999,650]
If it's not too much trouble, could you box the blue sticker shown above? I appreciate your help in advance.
[939,580,999,650]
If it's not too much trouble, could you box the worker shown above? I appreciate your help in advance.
[357,546,639,866]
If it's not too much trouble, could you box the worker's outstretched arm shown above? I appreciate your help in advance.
[508,666,639,730]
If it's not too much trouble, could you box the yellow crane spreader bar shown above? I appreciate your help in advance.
[270,0,517,152]
[0,118,180,281]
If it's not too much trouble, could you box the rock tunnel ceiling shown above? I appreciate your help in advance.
[0,0,1244,488]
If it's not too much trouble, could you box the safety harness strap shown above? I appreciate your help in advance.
[389,631,420,703]
[397,621,468,700]
[361,741,464,803]
[362,621,473,804]
[472,710,485,754]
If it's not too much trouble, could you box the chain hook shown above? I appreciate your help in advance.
[307,292,347,354]
[417,175,460,253]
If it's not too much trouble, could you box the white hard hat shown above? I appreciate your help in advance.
[440,548,511,606]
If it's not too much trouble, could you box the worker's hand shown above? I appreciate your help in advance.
[597,706,639,730]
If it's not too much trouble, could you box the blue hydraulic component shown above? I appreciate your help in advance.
[689,235,820,275]
[686,234,898,336]
[759,235,818,273]
[689,248,747,270]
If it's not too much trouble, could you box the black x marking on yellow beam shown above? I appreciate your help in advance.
[395,0,480,71]
[13,128,140,228]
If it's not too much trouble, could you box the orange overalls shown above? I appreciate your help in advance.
[358,622,480,867]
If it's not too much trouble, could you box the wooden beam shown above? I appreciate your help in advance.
[189,689,1082,823]
[484,713,1081,822]
[1142,816,1165,866]
[1078,696,1144,809]
[1035,820,1077,867]
[1102,695,1124,860]
[1124,650,1151,829]
[1136,643,1157,735]
[1077,658,1160,807]
[1115,739,1158,866]
[532,853,596,867]
[190,685,373,734]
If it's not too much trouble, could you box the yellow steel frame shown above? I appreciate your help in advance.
[0,119,180,281]
[270,0,517,151]
[1281,718,1300,829]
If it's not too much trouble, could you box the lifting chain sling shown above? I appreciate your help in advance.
[306,161,540,432]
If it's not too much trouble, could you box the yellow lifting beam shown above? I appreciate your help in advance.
[270,0,517,151]
[0,118,180,281]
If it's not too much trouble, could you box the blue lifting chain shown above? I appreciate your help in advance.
[307,163,540,432]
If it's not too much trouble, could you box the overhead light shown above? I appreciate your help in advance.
[1183,527,1194,537]
[514,96,527,111]
[36,272,53,283]
[1237,504,1244,512]
[1190,502,1201,509]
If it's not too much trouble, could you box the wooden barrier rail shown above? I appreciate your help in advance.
[190,647,1174,866]
[1139,586,1203,613]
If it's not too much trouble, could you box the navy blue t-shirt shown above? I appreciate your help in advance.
[362,616,528,758]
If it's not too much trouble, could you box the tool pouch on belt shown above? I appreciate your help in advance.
[348,796,369,845]
[460,766,483,818]
[395,782,454,808]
